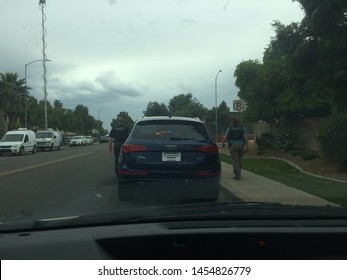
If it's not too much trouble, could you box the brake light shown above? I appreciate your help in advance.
[122,144,147,154]
[119,170,148,175]
[196,145,219,153]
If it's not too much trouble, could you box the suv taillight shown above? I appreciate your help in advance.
[196,145,219,153]
[122,144,147,154]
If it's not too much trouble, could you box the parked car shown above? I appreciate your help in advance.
[69,135,86,146]
[99,134,109,143]
[85,136,94,145]
[117,116,221,201]
[0,128,37,156]
[35,130,63,151]
[63,136,71,145]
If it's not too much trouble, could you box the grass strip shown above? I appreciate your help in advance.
[219,153,347,206]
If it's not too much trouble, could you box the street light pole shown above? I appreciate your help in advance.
[215,70,222,143]
[24,59,51,128]
[39,0,48,128]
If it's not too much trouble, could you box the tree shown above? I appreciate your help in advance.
[143,101,169,116]
[63,109,74,132]
[294,0,347,113]
[50,99,65,130]
[267,21,333,118]
[168,93,194,113]
[26,96,39,129]
[71,105,90,134]
[168,93,208,119]
[172,101,208,119]
[234,60,274,121]
[111,111,135,130]
[234,10,344,121]
[0,72,27,130]
[217,101,231,133]
[31,99,53,129]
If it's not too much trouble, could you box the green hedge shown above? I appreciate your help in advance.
[318,113,347,168]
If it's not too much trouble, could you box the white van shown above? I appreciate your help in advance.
[35,130,63,151]
[0,128,37,156]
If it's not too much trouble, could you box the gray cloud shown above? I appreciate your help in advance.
[94,71,143,98]
[0,0,304,126]
[48,70,142,105]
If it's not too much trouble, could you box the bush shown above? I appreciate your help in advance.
[318,113,347,168]
[301,152,318,161]
[291,150,302,157]
[255,132,272,151]
[277,132,297,152]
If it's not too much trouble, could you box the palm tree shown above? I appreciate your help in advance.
[0,72,28,130]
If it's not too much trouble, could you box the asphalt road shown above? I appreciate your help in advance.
[0,143,228,223]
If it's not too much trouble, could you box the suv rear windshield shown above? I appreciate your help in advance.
[132,120,209,141]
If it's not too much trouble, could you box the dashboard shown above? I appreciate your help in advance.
[1,219,347,259]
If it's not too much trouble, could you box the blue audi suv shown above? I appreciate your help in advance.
[117,116,221,202]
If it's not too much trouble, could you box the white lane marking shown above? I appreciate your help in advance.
[38,216,79,222]
[0,152,93,177]
[95,192,102,198]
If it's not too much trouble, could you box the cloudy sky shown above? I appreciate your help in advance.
[1,0,304,130]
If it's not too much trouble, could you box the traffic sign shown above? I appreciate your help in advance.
[233,100,244,111]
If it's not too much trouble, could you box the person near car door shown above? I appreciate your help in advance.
[222,117,248,180]
[108,117,129,175]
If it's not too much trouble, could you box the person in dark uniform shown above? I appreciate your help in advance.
[108,117,129,175]
[221,117,248,180]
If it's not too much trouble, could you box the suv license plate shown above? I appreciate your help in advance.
[162,152,181,161]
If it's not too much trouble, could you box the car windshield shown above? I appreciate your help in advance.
[36,132,53,138]
[1,134,24,142]
[0,0,346,230]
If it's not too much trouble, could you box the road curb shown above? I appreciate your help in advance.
[220,184,243,202]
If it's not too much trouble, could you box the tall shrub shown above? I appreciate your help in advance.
[318,114,347,168]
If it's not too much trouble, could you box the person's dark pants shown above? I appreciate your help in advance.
[228,144,244,179]
[114,143,122,175]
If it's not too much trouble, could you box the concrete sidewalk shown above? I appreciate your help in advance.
[220,162,340,207]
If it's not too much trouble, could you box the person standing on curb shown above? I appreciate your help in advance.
[221,117,248,180]
[108,117,129,175]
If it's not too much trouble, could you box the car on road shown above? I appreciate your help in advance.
[84,136,94,145]
[35,130,63,151]
[69,135,87,146]
[99,134,109,143]
[0,128,37,156]
[117,116,221,201]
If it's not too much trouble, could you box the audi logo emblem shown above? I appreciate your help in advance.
[165,145,178,150]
